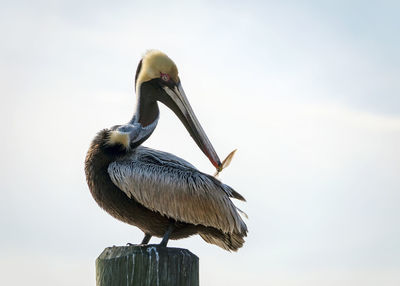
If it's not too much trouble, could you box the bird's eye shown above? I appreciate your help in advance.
[160,73,170,82]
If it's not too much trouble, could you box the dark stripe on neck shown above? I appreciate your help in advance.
[138,96,159,127]
[136,80,160,127]
[134,59,143,92]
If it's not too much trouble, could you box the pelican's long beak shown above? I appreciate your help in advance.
[161,82,222,170]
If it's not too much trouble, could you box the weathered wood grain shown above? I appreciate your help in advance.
[96,245,199,286]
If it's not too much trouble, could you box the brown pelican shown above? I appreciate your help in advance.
[85,50,247,251]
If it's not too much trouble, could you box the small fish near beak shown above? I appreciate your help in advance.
[214,149,237,177]
[160,81,222,170]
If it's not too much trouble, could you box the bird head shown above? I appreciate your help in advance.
[135,50,179,91]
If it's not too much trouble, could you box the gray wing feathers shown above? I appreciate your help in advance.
[108,146,246,234]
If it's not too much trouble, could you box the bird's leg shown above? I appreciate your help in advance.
[141,233,152,245]
[159,223,175,247]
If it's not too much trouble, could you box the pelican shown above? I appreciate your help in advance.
[85,50,247,251]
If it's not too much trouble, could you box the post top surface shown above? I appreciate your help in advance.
[97,244,199,261]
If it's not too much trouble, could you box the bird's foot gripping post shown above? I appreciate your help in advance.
[96,245,199,286]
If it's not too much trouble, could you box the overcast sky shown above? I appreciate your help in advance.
[1,1,399,285]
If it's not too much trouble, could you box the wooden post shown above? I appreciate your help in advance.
[96,245,199,286]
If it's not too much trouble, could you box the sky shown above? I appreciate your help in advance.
[0,0,399,285]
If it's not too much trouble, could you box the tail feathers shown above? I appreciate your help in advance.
[236,207,248,219]
[221,184,246,201]
[231,189,246,201]
[200,229,247,251]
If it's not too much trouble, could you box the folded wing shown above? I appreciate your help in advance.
[108,146,246,234]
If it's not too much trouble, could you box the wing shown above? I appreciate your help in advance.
[108,146,247,234]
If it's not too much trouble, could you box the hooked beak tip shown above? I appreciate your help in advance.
[210,157,222,170]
